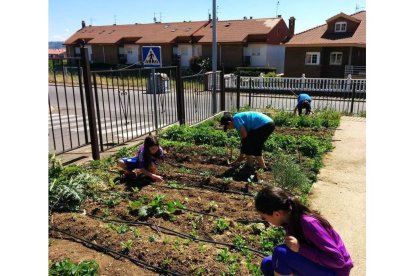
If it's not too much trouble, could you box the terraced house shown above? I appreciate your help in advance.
[64,16,293,71]
[283,11,366,78]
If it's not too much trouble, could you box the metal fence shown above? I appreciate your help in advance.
[90,66,179,152]
[223,75,366,115]
[48,57,90,154]
[49,48,366,159]
[181,71,222,125]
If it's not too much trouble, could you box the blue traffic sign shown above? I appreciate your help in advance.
[142,46,162,67]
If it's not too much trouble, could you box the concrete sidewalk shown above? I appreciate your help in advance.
[308,116,366,276]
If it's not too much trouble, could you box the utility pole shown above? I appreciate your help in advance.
[212,0,217,113]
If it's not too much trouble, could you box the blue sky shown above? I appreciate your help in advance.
[49,0,366,41]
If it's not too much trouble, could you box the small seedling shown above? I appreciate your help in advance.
[208,201,218,212]
[214,218,230,234]
[120,240,133,254]
[148,234,157,242]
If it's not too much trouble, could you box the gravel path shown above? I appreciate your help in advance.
[308,116,366,276]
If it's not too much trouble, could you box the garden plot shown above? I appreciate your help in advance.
[49,109,340,275]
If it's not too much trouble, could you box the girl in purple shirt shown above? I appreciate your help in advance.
[117,134,165,183]
[255,186,353,276]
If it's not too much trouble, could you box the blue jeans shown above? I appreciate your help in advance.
[261,245,337,276]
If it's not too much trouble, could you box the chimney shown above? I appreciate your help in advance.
[208,13,211,21]
[81,20,86,28]
[288,16,295,37]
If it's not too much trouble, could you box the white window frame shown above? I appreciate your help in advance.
[305,52,320,65]
[335,21,347,32]
[330,52,343,65]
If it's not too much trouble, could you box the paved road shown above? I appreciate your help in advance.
[49,84,366,154]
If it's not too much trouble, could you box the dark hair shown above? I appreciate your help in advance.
[255,185,331,244]
[143,134,161,170]
[220,112,233,131]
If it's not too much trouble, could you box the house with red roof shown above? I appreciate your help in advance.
[64,17,292,71]
[48,48,66,58]
[283,11,366,78]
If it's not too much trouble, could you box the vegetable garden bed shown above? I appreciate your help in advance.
[49,109,340,275]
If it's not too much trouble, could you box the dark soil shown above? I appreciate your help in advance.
[49,145,279,275]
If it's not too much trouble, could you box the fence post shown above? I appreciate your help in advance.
[249,77,252,107]
[175,65,185,125]
[220,68,225,111]
[80,47,100,160]
[301,74,306,90]
[236,75,241,110]
[350,81,356,114]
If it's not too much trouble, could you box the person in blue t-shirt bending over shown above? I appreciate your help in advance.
[294,93,313,116]
[220,111,275,170]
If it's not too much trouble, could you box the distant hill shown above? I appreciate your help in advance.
[49,41,64,49]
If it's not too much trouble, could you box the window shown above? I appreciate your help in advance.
[305,52,320,65]
[330,52,343,65]
[252,47,261,56]
[335,22,347,32]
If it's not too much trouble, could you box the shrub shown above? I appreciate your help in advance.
[271,153,311,193]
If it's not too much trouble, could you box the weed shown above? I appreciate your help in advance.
[148,234,157,242]
[161,257,173,268]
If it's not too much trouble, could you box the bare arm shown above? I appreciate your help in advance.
[239,125,248,139]
[135,167,164,182]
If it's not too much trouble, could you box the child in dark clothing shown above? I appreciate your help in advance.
[255,186,353,276]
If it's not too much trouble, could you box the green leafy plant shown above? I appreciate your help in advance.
[49,258,99,276]
[148,234,157,242]
[214,218,230,234]
[49,173,99,212]
[232,235,247,251]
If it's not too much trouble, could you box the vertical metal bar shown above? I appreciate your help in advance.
[220,69,225,111]
[175,66,185,125]
[99,75,109,150]
[77,58,89,143]
[350,81,356,114]
[48,97,57,151]
[137,70,144,136]
[61,63,73,149]
[236,75,240,110]
[248,77,252,107]
[106,75,115,149]
[53,66,65,152]
[92,73,104,151]
[69,65,81,146]
[151,69,159,133]
[111,76,121,145]
[80,47,100,160]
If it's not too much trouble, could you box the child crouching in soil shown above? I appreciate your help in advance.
[117,134,165,183]
[255,185,353,276]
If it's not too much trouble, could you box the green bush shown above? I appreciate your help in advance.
[271,153,311,193]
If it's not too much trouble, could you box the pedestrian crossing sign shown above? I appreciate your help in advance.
[142,46,162,67]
